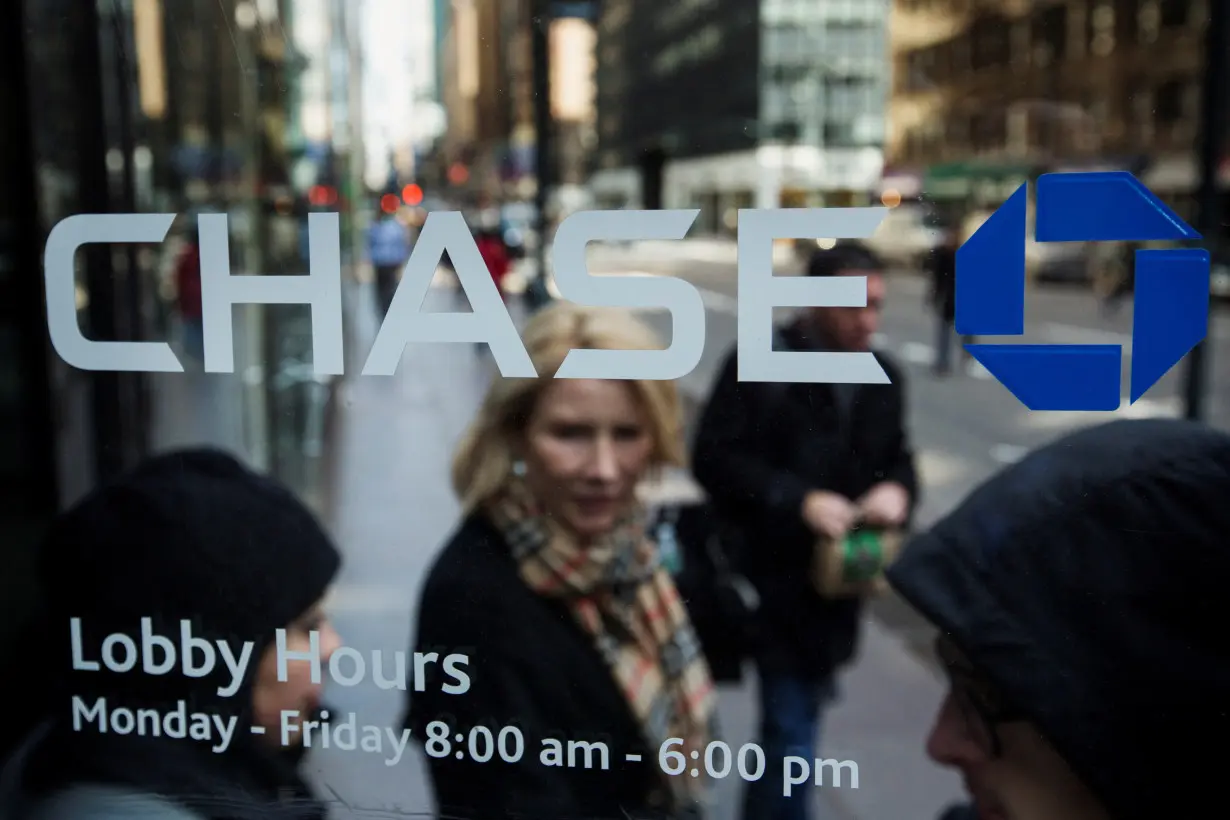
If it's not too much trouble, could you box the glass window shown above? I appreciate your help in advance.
[5,1,1228,820]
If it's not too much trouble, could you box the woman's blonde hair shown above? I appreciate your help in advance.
[452,301,686,510]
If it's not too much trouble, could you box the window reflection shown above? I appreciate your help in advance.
[1,0,1226,818]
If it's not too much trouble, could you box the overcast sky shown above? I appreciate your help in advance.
[362,0,441,189]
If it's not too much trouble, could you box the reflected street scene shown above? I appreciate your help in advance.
[1,1,1227,819]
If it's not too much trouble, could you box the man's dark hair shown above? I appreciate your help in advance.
[806,241,885,278]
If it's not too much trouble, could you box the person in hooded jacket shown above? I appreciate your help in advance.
[0,449,343,820]
[936,803,978,820]
[886,418,1230,820]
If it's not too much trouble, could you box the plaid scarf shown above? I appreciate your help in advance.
[486,480,717,808]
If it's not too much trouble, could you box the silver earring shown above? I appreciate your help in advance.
[511,460,527,477]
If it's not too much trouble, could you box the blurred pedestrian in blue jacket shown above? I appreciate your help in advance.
[367,205,411,319]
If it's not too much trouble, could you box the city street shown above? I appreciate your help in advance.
[304,243,1229,819]
[6,2,1226,819]
[585,238,1230,654]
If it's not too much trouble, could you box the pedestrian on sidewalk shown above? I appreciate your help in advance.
[475,223,512,298]
[0,449,343,820]
[888,418,1230,820]
[174,231,204,363]
[927,226,974,376]
[405,302,717,820]
[367,202,412,320]
[1094,240,1137,317]
[691,241,918,820]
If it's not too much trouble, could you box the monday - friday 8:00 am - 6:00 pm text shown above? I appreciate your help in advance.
[64,616,860,795]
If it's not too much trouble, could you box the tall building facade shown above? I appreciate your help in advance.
[591,0,891,231]
[0,0,268,667]
[437,0,597,206]
[886,0,1227,222]
[0,0,357,637]
[434,0,452,106]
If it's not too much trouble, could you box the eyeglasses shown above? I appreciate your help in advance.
[936,637,1027,757]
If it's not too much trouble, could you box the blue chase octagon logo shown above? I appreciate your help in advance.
[957,171,1211,412]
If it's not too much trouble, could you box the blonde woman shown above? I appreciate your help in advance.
[404,302,717,820]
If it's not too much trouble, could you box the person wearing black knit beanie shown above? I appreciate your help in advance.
[0,449,343,820]
[887,418,1230,820]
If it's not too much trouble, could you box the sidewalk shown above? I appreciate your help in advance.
[307,278,962,818]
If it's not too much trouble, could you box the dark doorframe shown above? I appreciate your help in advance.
[0,0,64,732]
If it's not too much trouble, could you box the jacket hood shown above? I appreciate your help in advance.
[887,418,1230,820]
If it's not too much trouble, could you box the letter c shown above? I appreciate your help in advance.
[45,214,183,372]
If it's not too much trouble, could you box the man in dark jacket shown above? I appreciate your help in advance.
[888,418,1230,820]
[692,241,917,820]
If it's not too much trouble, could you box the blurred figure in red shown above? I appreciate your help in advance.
[475,224,511,300]
[174,236,204,362]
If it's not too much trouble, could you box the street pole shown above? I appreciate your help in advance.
[529,0,553,310]
[1184,1,1227,421]
[75,0,128,484]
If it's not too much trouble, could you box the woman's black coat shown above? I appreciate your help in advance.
[404,513,683,820]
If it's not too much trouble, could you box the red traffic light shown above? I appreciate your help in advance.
[402,183,423,206]
[308,185,337,206]
[448,163,470,185]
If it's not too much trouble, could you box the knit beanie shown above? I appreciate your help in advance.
[36,448,341,719]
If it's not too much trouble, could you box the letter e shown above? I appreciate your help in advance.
[737,208,890,384]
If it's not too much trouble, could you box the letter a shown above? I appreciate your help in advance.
[362,212,535,377]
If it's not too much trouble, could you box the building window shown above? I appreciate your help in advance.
[970,15,1010,69]
[824,121,854,146]
[971,110,1006,151]
[1032,4,1068,63]
[947,111,970,151]
[825,74,877,119]
[1011,20,1032,66]
[1089,2,1116,56]
[951,36,971,77]
[1138,2,1160,42]
[770,121,801,141]
[1131,89,1156,143]
[905,47,936,91]
[1154,79,1184,124]
[1158,0,1190,28]
[1115,0,1139,45]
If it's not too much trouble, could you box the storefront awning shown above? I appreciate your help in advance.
[923,161,1038,202]
[877,170,923,199]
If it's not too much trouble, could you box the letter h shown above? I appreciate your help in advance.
[198,213,343,374]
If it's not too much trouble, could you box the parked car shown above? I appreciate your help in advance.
[863,204,947,269]
[959,207,1091,286]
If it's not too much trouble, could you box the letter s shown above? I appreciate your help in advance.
[442,654,471,695]
[552,210,705,380]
